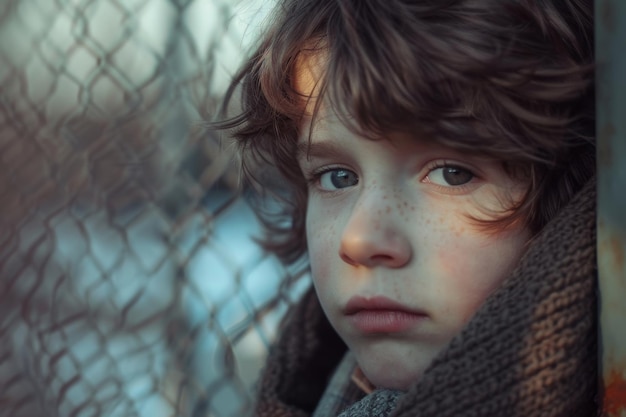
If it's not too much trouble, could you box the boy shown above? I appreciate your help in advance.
[217,0,597,415]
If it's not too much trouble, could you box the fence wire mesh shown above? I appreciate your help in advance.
[0,1,307,416]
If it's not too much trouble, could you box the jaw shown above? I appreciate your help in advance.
[347,335,442,391]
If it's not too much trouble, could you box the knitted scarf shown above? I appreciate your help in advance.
[255,178,598,417]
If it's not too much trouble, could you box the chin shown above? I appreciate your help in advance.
[361,362,423,392]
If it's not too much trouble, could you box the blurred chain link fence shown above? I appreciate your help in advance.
[0,1,308,416]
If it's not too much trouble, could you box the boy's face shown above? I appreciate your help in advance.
[295,53,531,390]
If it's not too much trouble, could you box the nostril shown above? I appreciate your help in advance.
[370,254,394,262]
[340,247,404,268]
[340,251,358,266]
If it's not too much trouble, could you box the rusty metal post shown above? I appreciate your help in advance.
[596,0,626,414]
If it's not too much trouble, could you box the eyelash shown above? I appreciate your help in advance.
[303,161,479,194]
[305,165,354,189]
[422,161,478,193]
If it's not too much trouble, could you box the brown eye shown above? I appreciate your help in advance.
[427,166,474,186]
[442,167,473,186]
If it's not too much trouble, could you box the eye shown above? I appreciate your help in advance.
[425,165,474,187]
[318,169,359,190]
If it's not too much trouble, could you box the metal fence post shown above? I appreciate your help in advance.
[596,0,626,414]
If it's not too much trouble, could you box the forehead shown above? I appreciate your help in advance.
[292,48,329,115]
[289,44,499,160]
[292,49,376,146]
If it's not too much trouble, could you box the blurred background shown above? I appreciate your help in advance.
[0,1,310,416]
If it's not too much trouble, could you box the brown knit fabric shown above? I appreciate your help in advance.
[255,178,598,417]
[256,289,348,417]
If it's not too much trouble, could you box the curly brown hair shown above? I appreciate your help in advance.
[216,0,595,265]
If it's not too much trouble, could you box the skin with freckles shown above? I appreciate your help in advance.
[295,53,532,391]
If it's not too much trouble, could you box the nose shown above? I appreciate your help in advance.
[339,195,412,268]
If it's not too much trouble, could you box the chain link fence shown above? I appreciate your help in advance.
[0,1,308,416]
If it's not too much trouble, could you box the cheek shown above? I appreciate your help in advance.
[432,226,528,320]
[435,247,501,318]
[305,203,337,283]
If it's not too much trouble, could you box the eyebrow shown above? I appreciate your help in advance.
[296,140,346,161]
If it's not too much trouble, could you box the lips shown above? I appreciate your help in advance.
[344,296,427,334]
